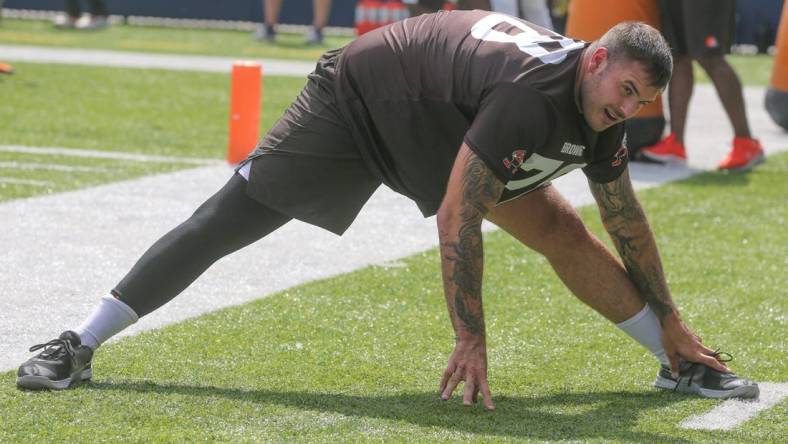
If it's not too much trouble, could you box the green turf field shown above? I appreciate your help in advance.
[1,17,785,442]
[0,62,305,201]
[0,18,354,60]
[1,153,786,442]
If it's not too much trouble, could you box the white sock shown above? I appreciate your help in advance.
[616,304,670,367]
[74,295,139,350]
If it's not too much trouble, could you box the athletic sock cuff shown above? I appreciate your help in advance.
[75,294,139,350]
[103,295,139,322]
[615,304,651,329]
[615,303,669,367]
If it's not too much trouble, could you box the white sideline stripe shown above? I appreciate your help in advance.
[0,43,315,77]
[0,145,220,165]
[0,178,54,186]
[0,161,112,173]
[680,382,788,430]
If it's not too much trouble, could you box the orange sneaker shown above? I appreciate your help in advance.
[640,133,687,163]
[0,63,13,75]
[718,137,765,171]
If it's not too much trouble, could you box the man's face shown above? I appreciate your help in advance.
[580,48,661,132]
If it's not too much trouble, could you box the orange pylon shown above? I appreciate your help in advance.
[227,61,262,164]
[770,3,788,92]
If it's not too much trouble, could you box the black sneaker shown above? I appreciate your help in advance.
[654,353,759,399]
[16,331,93,390]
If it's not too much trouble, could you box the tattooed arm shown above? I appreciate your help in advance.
[588,169,677,320]
[436,144,504,410]
[588,170,728,375]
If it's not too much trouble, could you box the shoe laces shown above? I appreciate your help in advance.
[673,349,732,392]
[29,338,75,360]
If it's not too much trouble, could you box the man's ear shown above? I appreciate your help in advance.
[588,46,609,75]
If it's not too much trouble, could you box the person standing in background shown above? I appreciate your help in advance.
[53,0,109,30]
[255,0,333,44]
[640,0,765,170]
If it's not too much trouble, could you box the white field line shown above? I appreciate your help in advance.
[0,177,54,186]
[0,43,315,77]
[0,161,113,173]
[0,145,221,165]
[680,382,788,431]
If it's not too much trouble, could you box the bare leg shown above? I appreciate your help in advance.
[667,55,694,143]
[312,0,332,29]
[695,55,752,138]
[264,0,282,27]
[486,185,645,323]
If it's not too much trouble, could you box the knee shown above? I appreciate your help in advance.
[164,215,216,255]
[532,210,595,257]
[555,216,595,251]
[168,198,232,253]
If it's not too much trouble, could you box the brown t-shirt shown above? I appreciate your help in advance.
[336,10,627,216]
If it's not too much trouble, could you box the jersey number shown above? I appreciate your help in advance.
[505,153,585,191]
[470,14,585,64]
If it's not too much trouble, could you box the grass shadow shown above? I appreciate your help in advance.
[90,380,690,442]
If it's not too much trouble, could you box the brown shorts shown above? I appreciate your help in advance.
[658,0,735,57]
[238,49,381,235]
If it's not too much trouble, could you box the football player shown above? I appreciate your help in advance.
[18,11,758,407]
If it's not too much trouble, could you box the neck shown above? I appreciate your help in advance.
[574,46,592,113]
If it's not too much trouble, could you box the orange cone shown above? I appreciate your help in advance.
[766,3,788,130]
[227,61,262,164]
[770,4,788,93]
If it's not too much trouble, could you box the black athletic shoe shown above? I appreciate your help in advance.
[654,353,759,399]
[16,331,93,390]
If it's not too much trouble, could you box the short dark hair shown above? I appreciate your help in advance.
[592,21,673,90]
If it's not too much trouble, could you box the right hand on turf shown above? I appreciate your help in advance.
[661,313,730,377]
[439,338,495,411]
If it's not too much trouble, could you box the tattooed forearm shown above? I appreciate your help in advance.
[438,147,504,338]
[443,221,484,299]
[455,290,483,335]
[442,222,485,334]
[441,210,484,335]
[588,171,643,226]
[606,225,672,318]
[624,260,673,319]
[589,172,677,323]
